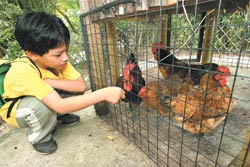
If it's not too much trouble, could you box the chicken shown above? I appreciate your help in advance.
[151,43,188,82]
[142,80,170,117]
[116,53,147,116]
[193,66,234,119]
[151,42,219,85]
[171,66,234,134]
[142,79,194,126]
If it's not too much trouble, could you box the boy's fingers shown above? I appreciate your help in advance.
[120,89,125,99]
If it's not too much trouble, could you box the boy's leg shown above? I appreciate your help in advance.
[15,97,57,154]
[56,89,82,125]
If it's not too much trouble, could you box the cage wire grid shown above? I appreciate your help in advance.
[80,0,250,166]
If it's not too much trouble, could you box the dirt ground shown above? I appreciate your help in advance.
[0,95,155,167]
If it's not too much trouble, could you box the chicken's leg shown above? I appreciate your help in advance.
[156,114,164,129]
[129,102,138,120]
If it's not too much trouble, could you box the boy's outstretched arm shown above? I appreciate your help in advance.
[44,76,86,93]
[42,86,125,114]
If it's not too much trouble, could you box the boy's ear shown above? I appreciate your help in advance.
[24,51,39,62]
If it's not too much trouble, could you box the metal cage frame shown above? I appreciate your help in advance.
[80,0,250,166]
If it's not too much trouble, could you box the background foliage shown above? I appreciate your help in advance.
[116,11,249,57]
[1,0,248,64]
[0,0,22,59]
[0,0,85,66]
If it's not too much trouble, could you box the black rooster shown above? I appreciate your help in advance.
[151,42,219,85]
[116,53,146,118]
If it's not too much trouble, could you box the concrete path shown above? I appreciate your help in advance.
[0,105,155,167]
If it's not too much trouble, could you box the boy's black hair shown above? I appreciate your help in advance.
[14,11,70,56]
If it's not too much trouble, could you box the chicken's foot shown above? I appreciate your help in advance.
[156,114,164,129]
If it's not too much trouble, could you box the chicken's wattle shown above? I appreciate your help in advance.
[215,74,227,86]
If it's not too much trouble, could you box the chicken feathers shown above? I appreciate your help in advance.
[171,66,234,134]
[151,42,219,85]
[143,79,194,117]
[116,53,146,106]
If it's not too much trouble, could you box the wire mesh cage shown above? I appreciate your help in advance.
[80,0,250,166]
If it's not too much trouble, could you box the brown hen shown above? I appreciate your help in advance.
[171,66,234,134]
[143,79,194,117]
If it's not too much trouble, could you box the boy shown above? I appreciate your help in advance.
[0,11,125,154]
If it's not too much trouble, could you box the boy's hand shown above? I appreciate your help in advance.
[102,87,125,104]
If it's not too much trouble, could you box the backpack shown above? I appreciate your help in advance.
[0,58,41,118]
[0,62,12,108]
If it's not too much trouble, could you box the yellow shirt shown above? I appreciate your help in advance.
[0,57,81,127]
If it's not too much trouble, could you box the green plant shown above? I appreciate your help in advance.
[0,0,22,59]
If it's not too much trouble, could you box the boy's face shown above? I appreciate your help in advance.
[35,44,69,72]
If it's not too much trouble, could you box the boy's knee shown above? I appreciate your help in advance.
[16,97,57,129]
[19,97,56,118]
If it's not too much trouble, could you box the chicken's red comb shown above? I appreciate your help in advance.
[151,42,165,55]
[217,66,231,76]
